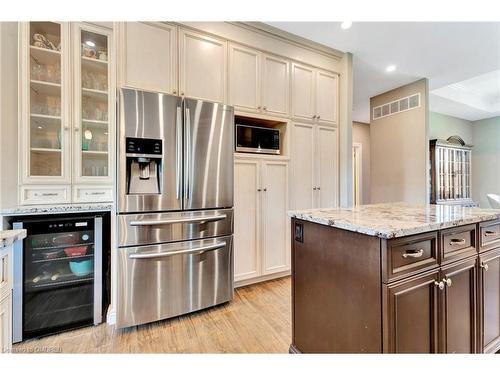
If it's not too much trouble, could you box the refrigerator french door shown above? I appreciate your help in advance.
[116,88,234,328]
[12,216,102,342]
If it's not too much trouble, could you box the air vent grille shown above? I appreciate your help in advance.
[372,93,421,120]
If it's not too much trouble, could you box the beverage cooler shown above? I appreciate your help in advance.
[12,215,103,342]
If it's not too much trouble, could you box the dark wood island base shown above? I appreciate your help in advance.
[289,209,500,354]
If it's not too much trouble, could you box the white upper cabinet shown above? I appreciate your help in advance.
[316,126,337,207]
[228,43,260,112]
[120,22,177,94]
[261,54,290,117]
[291,63,338,126]
[315,70,338,125]
[291,63,315,121]
[261,161,289,275]
[179,29,227,103]
[234,159,261,282]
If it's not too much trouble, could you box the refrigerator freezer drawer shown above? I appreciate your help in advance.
[116,235,234,328]
[118,208,233,247]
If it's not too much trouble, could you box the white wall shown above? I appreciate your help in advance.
[0,22,19,209]
[352,121,370,204]
[370,79,429,204]
[472,116,500,208]
[429,111,473,144]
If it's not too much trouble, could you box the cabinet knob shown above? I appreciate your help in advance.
[257,188,261,192]
[181,92,185,96]
[434,280,445,290]
[443,278,452,287]
[257,105,261,109]
[173,89,177,94]
[317,115,321,119]
[313,187,317,191]
[317,187,321,191]
[63,126,70,131]
[312,115,316,119]
[263,106,267,110]
[481,263,489,272]
[74,127,80,132]
[263,188,267,192]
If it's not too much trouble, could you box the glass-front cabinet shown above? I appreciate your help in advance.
[20,22,114,205]
[429,137,476,207]
[73,24,113,183]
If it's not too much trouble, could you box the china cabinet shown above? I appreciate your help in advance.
[19,22,114,205]
[430,137,475,206]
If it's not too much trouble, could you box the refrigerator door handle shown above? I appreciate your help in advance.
[93,216,103,325]
[129,241,226,259]
[185,105,192,203]
[176,106,183,200]
[129,214,227,226]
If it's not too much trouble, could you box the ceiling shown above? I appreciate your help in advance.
[266,22,500,122]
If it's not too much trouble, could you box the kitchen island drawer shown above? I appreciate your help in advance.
[383,232,439,283]
[479,220,500,252]
[440,224,477,264]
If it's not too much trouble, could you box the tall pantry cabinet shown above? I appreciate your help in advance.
[19,22,114,205]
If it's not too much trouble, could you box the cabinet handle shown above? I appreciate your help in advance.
[313,187,317,191]
[434,280,445,290]
[449,238,466,246]
[263,188,267,192]
[402,249,424,258]
[481,263,489,272]
[485,230,498,237]
[317,115,321,119]
[257,188,262,192]
[40,193,58,197]
[443,278,452,287]
[317,187,321,191]
[312,115,316,119]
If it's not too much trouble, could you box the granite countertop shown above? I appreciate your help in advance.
[0,203,114,216]
[0,229,27,247]
[288,202,500,239]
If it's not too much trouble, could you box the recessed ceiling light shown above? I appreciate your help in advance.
[386,65,396,72]
[340,21,352,30]
[85,40,95,47]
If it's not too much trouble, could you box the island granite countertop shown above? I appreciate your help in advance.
[288,202,500,239]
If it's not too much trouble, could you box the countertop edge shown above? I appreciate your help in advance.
[288,210,500,239]
[0,203,114,216]
[0,229,27,248]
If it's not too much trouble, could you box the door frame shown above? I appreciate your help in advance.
[352,142,363,206]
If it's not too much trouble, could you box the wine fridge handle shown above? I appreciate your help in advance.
[94,216,103,325]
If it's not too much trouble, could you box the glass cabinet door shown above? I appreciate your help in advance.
[74,24,112,182]
[27,22,68,179]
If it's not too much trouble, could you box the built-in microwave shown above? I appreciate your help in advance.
[235,124,280,155]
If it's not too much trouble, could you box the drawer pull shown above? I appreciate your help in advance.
[443,277,452,287]
[449,238,466,246]
[402,249,424,259]
[130,214,227,226]
[39,192,58,197]
[434,280,445,290]
[129,241,226,259]
[485,230,498,237]
[481,263,489,272]
[88,192,106,195]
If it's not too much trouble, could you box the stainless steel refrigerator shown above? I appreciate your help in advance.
[116,88,234,328]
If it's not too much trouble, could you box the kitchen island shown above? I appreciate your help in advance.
[288,203,500,354]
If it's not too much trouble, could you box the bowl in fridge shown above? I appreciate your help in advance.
[69,259,93,277]
[64,246,88,257]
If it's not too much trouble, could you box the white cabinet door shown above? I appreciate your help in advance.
[121,22,177,94]
[261,54,289,116]
[316,126,338,208]
[229,43,260,112]
[316,70,338,125]
[261,161,289,275]
[0,295,11,353]
[291,63,315,121]
[234,160,261,282]
[179,29,227,103]
[291,123,315,209]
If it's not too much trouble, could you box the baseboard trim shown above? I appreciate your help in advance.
[106,306,116,325]
[234,271,290,288]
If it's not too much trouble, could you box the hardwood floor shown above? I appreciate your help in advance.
[13,277,291,354]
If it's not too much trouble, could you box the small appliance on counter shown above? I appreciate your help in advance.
[12,215,104,342]
[116,88,234,329]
